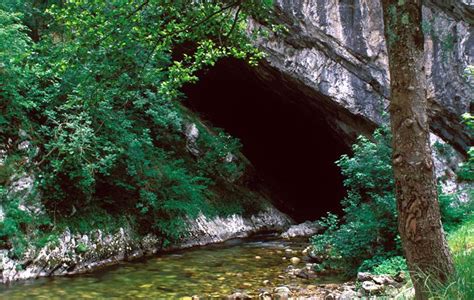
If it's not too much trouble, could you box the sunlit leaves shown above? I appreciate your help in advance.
[2,0,268,249]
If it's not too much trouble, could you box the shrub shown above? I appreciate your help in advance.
[311,127,399,274]
[311,126,472,275]
[365,256,408,275]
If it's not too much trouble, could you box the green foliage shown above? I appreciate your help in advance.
[1,0,273,255]
[421,216,474,299]
[362,256,407,276]
[75,243,88,254]
[421,16,456,61]
[311,126,472,275]
[56,207,132,235]
[458,112,474,181]
[439,191,474,232]
[311,127,398,274]
[0,197,52,258]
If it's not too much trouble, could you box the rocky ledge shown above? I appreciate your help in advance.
[0,206,292,283]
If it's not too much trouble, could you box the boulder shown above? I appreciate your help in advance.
[361,281,383,294]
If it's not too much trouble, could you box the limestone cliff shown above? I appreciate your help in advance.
[249,0,473,152]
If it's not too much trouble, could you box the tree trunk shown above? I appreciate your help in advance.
[380,1,455,299]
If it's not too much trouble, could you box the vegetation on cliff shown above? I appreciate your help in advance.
[0,0,274,256]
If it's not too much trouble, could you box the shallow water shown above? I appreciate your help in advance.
[0,234,343,299]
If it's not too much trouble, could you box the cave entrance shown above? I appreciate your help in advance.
[183,58,350,222]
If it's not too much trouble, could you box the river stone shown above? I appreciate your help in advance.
[290,257,301,265]
[227,291,251,300]
[362,281,383,294]
[273,292,289,300]
[274,286,291,294]
[357,272,373,282]
[258,291,272,300]
[295,268,317,279]
[373,274,395,285]
[339,289,357,300]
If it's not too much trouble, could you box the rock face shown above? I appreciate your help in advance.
[0,207,292,283]
[280,220,322,238]
[249,0,473,152]
[180,207,293,248]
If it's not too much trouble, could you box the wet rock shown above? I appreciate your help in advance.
[301,247,309,256]
[227,291,251,300]
[339,289,357,300]
[274,286,291,294]
[273,286,291,300]
[373,274,395,285]
[295,268,317,279]
[324,293,337,300]
[290,257,301,265]
[357,272,373,282]
[258,291,272,300]
[361,281,383,294]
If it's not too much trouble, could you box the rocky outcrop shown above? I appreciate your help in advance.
[180,207,293,248]
[280,220,321,238]
[249,0,473,153]
[0,206,292,283]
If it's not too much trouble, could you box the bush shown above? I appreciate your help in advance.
[362,256,407,275]
[311,126,472,275]
[311,127,399,274]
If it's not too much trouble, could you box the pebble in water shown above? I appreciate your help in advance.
[290,257,301,265]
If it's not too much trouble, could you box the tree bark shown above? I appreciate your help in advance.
[380,1,455,299]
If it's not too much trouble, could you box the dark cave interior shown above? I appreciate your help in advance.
[183,59,349,222]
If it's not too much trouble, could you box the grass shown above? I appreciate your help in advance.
[427,215,474,299]
[393,215,474,299]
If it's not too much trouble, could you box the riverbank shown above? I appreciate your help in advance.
[0,230,412,299]
[0,207,292,283]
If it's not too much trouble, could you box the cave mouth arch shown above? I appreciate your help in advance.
[183,58,350,222]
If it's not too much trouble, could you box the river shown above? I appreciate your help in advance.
[0,234,345,299]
